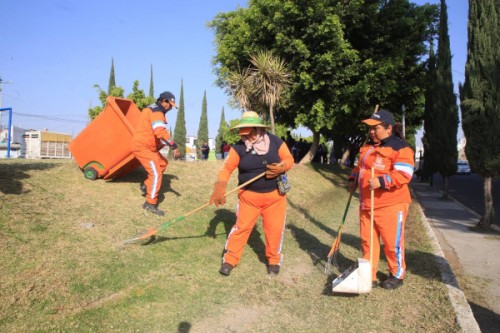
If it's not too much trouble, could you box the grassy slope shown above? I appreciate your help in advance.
[0,159,459,332]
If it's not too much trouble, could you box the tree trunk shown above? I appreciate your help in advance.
[478,176,494,229]
[269,104,275,134]
[442,174,449,199]
[298,130,320,164]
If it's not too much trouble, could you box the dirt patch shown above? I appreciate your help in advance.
[189,305,272,333]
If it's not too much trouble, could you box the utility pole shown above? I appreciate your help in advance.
[0,77,14,130]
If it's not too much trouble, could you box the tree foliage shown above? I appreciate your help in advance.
[108,58,116,94]
[196,91,209,159]
[126,80,155,110]
[459,0,500,228]
[209,0,439,162]
[216,107,229,154]
[422,0,458,198]
[173,81,187,156]
[149,64,154,98]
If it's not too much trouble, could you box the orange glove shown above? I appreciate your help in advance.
[266,162,286,179]
[209,181,227,206]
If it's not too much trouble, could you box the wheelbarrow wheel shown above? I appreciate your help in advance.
[83,167,98,180]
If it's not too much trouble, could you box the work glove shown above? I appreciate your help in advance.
[209,181,227,207]
[266,162,286,179]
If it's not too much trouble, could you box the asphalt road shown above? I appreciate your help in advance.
[425,173,500,226]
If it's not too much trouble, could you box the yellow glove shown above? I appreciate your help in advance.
[266,162,286,179]
[209,181,227,206]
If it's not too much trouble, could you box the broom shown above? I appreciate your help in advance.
[123,172,266,244]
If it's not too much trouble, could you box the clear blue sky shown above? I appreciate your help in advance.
[1,0,468,143]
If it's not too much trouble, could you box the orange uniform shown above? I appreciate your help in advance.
[349,135,414,280]
[131,103,177,205]
[217,134,294,268]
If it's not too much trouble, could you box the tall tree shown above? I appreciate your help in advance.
[196,91,209,159]
[422,41,438,185]
[149,64,154,98]
[173,80,187,157]
[459,0,500,229]
[427,0,458,198]
[247,50,291,134]
[216,107,228,155]
[210,0,438,163]
[108,58,116,94]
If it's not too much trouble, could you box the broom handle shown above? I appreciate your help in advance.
[182,171,267,219]
[370,167,375,268]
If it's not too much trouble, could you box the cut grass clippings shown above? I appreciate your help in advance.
[0,159,460,332]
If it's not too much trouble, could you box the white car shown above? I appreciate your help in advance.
[456,160,471,175]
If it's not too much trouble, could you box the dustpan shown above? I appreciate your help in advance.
[332,167,375,294]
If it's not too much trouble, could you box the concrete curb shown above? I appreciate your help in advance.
[412,192,481,333]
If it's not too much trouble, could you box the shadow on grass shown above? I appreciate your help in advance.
[112,167,182,201]
[205,208,267,265]
[287,199,459,296]
[309,163,351,189]
[178,321,191,333]
[0,161,58,195]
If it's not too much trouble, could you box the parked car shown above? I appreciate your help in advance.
[456,160,471,175]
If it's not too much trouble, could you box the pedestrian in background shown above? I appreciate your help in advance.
[131,91,181,216]
[201,141,210,160]
[348,109,414,289]
[209,111,294,276]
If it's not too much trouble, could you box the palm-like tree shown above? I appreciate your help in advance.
[224,66,254,113]
[248,50,291,134]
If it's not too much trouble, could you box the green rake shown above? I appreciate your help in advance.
[123,172,266,244]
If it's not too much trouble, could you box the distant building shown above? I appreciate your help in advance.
[22,130,72,159]
[0,125,27,158]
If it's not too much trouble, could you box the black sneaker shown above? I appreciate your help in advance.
[142,202,164,216]
[267,265,280,275]
[140,183,147,196]
[219,263,234,276]
[381,275,403,290]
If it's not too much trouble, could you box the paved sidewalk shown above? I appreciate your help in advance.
[411,182,500,333]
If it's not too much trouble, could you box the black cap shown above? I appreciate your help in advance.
[362,109,395,126]
[159,91,177,109]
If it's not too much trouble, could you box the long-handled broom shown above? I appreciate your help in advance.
[123,172,266,244]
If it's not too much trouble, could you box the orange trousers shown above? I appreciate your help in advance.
[360,202,409,281]
[222,189,287,267]
[133,149,168,205]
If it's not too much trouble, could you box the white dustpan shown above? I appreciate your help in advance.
[332,258,372,294]
[332,167,375,295]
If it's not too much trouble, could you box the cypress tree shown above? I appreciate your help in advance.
[149,64,154,98]
[108,58,116,94]
[216,107,228,155]
[173,80,187,157]
[196,91,209,159]
[459,0,500,228]
[433,0,459,199]
[422,41,437,185]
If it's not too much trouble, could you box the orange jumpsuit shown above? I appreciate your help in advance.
[216,134,294,267]
[131,103,177,205]
[349,135,414,280]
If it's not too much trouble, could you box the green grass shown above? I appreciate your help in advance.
[0,159,460,332]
